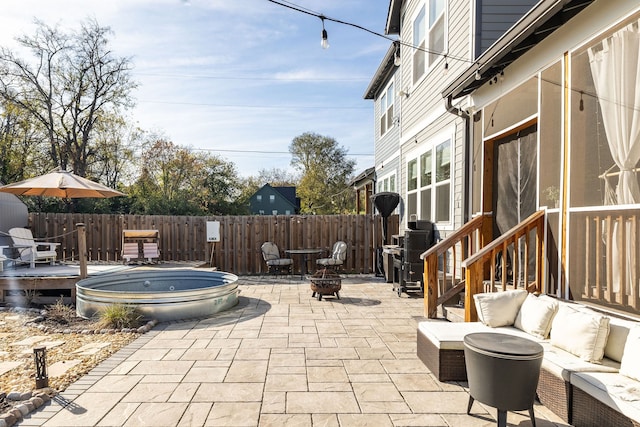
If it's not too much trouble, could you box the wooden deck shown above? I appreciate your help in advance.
[0,262,131,305]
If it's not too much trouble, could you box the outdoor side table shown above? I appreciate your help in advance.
[464,332,543,427]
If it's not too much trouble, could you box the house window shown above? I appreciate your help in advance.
[259,210,265,215]
[380,82,394,136]
[413,0,446,84]
[377,172,397,193]
[272,210,278,215]
[285,210,291,215]
[269,195,275,203]
[256,195,262,202]
[407,137,451,223]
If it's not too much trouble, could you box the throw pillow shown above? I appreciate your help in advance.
[620,326,640,381]
[550,304,610,363]
[473,289,528,327]
[514,293,559,338]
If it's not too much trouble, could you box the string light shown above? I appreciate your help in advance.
[320,16,329,49]
[579,91,584,111]
[266,0,475,65]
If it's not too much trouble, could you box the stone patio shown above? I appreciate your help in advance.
[17,275,570,426]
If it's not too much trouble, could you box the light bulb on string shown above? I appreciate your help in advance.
[320,17,329,49]
[394,42,401,66]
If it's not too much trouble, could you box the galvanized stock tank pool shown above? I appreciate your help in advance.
[76,269,239,322]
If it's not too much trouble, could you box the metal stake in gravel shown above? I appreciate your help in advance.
[33,346,48,389]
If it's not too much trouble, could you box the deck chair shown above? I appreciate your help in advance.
[122,242,140,264]
[9,227,60,268]
[261,242,293,276]
[143,242,160,263]
[316,241,347,271]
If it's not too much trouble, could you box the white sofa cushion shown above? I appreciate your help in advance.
[550,304,610,363]
[514,293,559,338]
[606,317,638,363]
[571,371,640,423]
[417,321,544,350]
[540,342,619,382]
[620,326,640,381]
[473,289,528,327]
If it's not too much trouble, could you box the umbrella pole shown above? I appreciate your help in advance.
[77,223,88,279]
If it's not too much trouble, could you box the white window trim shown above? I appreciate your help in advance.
[410,0,449,89]
[379,79,395,137]
[377,171,398,193]
[405,129,454,228]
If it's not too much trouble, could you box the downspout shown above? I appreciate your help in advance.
[444,94,471,224]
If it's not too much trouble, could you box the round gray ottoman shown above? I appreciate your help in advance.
[464,332,543,427]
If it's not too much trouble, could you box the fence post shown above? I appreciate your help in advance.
[77,223,87,279]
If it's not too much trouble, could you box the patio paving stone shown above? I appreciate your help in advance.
[95,402,140,427]
[122,402,188,427]
[176,402,211,427]
[121,382,178,402]
[32,275,570,427]
[205,402,261,426]
[286,391,359,413]
[225,360,268,382]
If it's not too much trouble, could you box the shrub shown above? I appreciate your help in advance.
[45,297,75,324]
[97,303,144,329]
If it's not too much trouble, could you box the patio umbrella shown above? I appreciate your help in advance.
[0,169,124,198]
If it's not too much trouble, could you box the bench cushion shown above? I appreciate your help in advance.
[572,371,640,423]
[550,303,610,363]
[620,326,640,381]
[473,289,528,327]
[514,293,559,338]
[541,342,619,382]
[606,317,638,363]
[417,321,544,350]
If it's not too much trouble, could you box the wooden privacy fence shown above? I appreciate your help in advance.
[28,213,398,276]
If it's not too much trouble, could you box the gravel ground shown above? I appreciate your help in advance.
[0,309,140,396]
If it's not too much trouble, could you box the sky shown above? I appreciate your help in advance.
[0,0,392,178]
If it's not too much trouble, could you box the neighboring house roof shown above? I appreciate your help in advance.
[363,43,398,100]
[443,0,596,100]
[349,167,376,189]
[272,186,298,207]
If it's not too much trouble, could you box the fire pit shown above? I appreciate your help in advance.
[310,269,341,301]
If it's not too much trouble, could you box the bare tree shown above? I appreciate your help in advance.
[0,18,137,177]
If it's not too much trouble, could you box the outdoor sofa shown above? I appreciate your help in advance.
[416,289,640,426]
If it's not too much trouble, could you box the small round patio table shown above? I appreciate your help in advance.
[285,249,323,279]
[464,332,543,427]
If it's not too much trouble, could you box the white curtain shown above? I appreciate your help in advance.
[588,20,640,293]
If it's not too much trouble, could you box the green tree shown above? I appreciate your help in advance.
[289,132,355,214]
[0,18,136,177]
[128,137,244,216]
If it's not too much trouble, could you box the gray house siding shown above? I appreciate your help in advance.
[372,0,537,239]
[476,1,538,55]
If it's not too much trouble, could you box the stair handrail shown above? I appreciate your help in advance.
[421,213,492,318]
[461,209,546,322]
